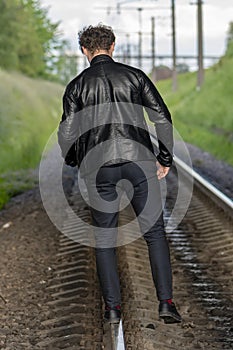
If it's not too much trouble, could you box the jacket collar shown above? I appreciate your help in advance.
[90,54,114,66]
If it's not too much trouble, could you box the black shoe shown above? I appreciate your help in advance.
[104,308,121,324]
[159,302,182,324]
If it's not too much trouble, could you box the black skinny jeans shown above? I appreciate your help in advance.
[85,161,173,308]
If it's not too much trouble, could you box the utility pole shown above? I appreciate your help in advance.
[138,8,143,68]
[197,0,204,90]
[126,33,131,65]
[151,16,156,73]
[190,0,204,89]
[115,0,159,68]
[171,0,177,92]
[95,1,170,70]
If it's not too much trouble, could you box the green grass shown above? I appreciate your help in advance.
[0,69,64,208]
[156,57,233,165]
[0,169,38,208]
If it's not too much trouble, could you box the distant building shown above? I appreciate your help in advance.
[151,63,189,82]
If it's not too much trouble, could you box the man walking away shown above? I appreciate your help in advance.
[58,24,182,325]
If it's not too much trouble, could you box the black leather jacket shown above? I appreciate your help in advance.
[58,54,173,175]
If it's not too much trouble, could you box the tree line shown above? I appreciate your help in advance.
[0,0,77,83]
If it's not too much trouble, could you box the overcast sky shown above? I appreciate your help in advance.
[40,0,233,72]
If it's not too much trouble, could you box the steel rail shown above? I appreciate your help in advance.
[103,320,125,350]
[150,132,233,219]
[173,155,233,218]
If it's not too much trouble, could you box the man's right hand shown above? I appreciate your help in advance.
[156,161,170,180]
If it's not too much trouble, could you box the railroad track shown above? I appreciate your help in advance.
[36,152,233,349]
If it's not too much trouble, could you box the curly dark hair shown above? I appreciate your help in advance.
[78,24,115,54]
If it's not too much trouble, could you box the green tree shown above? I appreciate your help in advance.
[0,0,21,70]
[50,39,78,84]
[0,0,61,78]
[18,0,60,77]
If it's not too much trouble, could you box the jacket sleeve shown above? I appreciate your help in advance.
[57,84,79,166]
[140,71,173,167]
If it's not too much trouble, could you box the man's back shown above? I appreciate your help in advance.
[59,54,173,174]
[71,54,146,107]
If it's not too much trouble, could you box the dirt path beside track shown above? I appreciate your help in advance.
[0,188,61,349]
